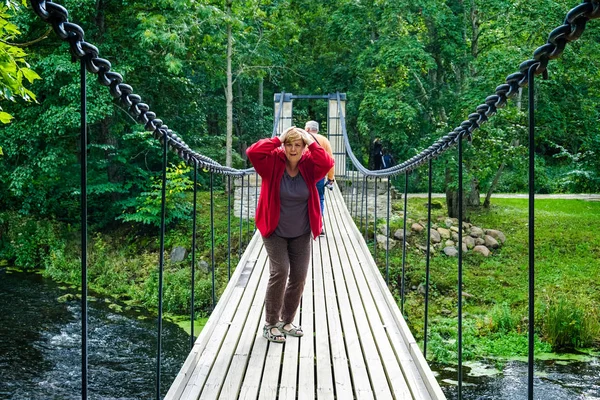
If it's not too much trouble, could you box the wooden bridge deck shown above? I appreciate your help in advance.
[166,185,446,400]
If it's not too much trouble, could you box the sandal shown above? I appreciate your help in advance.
[263,324,286,343]
[277,322,304,337]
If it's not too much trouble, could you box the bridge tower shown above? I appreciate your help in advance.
[273,93,347,176]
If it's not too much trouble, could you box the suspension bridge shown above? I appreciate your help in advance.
[22,0,600,399]
[165,183,444,400]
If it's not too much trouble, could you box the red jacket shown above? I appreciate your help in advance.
[246,136,335,239]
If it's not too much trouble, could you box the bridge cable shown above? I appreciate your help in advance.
[401,172,408,316]
[190,160,199,350]
[228,176,232,281]
[374,178,378,262]
[79,55,89,400]
[527,63,538,400]
[210,173,216,309]
[423,159,433,358]
[458,122,465,400]
[156,130,168,399]
[385,178,391,285]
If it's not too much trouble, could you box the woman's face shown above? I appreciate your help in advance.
[284,139,306,163]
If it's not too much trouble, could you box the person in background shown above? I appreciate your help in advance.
[246,126,334,343]
[382,148,395,169]
[372,138,383,170]
[304,120,335,236]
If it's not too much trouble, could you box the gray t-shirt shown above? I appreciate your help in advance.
[274,170,311,238]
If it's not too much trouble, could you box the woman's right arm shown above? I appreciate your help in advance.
[246,137,282,176]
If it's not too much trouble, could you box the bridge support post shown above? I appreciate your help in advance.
[328,93,347,176]
[273,93,293,134]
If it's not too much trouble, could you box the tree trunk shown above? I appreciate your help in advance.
[467,177,480,207]
[225,0,233,168]
[235,80,243,145]
[483,139,518,208]
[258,76,264,134]
[445,164,466,218]
[470,0,479,58]
[483,163,505,208]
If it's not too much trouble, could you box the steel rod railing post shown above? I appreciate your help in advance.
[401,172,408,315]
[228,175,232,281]
[374,178,378,262]
[190,161,198,349]
[423,159,433,358]
[254,175,258,233]
[239,175,244,258]
[360,176,366,232]
[364,177,369,240]
[156,129,168,400]
[246,173,250,242]
[352,168,357,218]
[458,133,464,400]
[385,178,391,285]
[528,63,537,400]
[355,169,359,218]
[350,171,358,218]
[79,58,88,400]
[210,172,216,309]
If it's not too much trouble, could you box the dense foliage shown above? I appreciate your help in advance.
[1,0,598,224]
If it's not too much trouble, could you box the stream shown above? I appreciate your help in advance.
[1,268,599,399]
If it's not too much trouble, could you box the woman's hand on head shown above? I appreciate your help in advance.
[279,126,295,144]
[298,129,314,146]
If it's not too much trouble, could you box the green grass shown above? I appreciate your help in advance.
[368,197,600,361]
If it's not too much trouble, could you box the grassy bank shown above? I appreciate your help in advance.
[2,192,598,363]
[0,191,252,326]
[367,197,600,364]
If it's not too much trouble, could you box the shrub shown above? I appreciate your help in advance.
[488,302,516,334]
[538,294,600,350]
[0,212,66,270]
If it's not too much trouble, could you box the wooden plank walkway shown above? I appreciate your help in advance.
[165,185,446,400]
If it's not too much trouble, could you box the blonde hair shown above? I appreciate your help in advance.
[282,126,303,145]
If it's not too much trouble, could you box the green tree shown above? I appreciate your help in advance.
[0,0,40,158]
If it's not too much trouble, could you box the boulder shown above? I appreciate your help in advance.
[437,227,451,239]
[463,236,475,249]
[430,229,441,243]
[444,246,459,257]
[472,245,491,257]
[411,223,424,233]
[170,246,187,263]
[394,228,411,240]
[377,234,396,249]
[486,229,507,244]
[445,218,458,228]
[484,235,500,249]
[469,226,484,238]
[197,259,210,273]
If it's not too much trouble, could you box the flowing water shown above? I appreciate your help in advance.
[0,269,188,399]
[2,268,599,399]
[433,358,600,399]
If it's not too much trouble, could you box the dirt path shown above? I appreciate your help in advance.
[406,193,600,201]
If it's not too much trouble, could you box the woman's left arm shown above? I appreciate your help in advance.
[307,142,335,181]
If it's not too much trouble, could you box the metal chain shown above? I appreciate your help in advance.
[339,0,600,177]
[30,0,253,176]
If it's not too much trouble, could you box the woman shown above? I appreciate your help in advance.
[246,126,334,343]
[372,138,383,170]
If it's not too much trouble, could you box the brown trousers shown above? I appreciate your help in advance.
[262,232,312,326]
